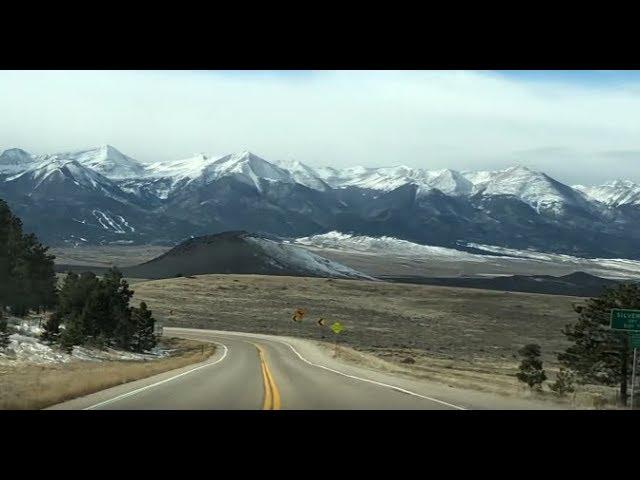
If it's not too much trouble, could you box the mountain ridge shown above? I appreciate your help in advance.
[1,145,639,259]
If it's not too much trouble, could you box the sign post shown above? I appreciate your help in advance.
[632,348,638,409]
[630,334,640,409]
[331,322,344,357]
[610,309,640,409]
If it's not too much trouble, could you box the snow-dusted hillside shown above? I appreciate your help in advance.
[294,231,640,279]
[123,231,374,280]
[294,231,487,261]
[247,236,375,280]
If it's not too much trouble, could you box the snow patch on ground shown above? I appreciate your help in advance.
[1,334,71,364]
[466,243,640,279]
[91,210,134,234]
[294,231,488,262]
[0,317,172,366]
[293,231,640,280]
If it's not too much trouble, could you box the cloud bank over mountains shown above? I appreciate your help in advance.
[1,70,640,186]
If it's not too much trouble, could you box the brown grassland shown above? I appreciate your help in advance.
[132,274,618,406]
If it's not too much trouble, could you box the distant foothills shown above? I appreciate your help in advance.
[1,145,639,259]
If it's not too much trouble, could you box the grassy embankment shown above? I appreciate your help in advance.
[0,338,215,410]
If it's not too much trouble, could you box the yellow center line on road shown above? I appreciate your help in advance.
[252,342,281,410]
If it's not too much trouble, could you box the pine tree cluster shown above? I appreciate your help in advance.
[2,197,157,355]
[1,198,58,347]
[44,268,157,353]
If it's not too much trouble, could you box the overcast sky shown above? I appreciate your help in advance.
[1,70,639,186]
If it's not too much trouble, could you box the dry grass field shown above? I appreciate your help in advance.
[130,274,613,403]
[133,274,580,365]
[0,338,216,410]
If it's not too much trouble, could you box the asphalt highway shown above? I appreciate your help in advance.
[49,328,564,410]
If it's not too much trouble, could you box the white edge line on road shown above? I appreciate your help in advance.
[82,343,229,410]
[282,341,467,410]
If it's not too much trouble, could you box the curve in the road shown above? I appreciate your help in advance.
[53,329,471,410]
[174,329,467,410]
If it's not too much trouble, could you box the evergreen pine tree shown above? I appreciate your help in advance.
[59,315,85,354]
[0,199,57,317]
[41,311,62,343]
[103,268,134,340]
[49,271,98,348]
[558,283,640,406]
[0,199,22,311]
[130,302,156,353]
[22,234,57,311]
[516,343,547,391]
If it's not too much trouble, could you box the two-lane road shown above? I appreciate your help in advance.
[49,328,565,410]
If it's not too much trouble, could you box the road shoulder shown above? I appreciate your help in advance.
[44,339,221,410]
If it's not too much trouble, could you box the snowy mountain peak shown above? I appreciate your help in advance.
[202,151,293,191]
[574,179,640,206]
[36,145,146,180]
[421,168,475,196]
[0,148,36,174]
[0,147,32,162]
[336,165,429,191]
[6,158,119,195]
[209,151,287,177]
[274,158,328,191]
[504,164,534,174]
[144,153,215,180]
[606,179,638,189]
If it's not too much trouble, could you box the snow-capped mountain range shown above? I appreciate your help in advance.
[1,145,639,259]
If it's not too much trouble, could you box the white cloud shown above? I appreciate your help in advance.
[1,70,639,185]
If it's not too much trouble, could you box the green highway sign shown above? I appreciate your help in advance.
[631,333,640,349]
[610,309,640,331]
